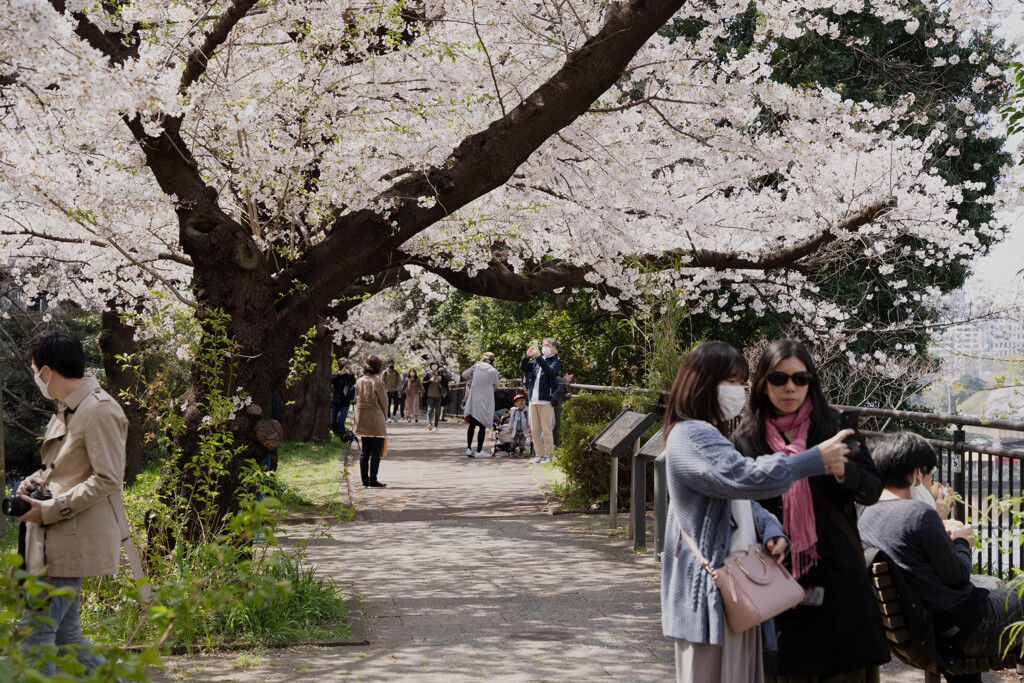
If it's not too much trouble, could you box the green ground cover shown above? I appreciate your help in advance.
[2,450,352,660]
[274,438,356,520]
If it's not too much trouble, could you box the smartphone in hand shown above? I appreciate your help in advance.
[838,410,861,455]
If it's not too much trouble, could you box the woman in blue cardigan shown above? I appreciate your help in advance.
[661,341,853,682]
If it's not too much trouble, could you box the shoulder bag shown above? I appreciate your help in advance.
[672,507,805,633]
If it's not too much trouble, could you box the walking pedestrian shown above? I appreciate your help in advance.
[462,352,500,457]
[330,360,356,436]
[402,369,423,422]
[381,360,400,422]
[731,339,889,681]
[521,338,561,464]
[423,361,447,431]
[661,341,854,683]
[353,355,388,488]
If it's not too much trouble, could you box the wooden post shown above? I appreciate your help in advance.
[631,439,645,550]
[610,456,618,530]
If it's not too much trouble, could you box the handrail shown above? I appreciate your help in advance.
[834,405,1024,434]
[569,383,667,396]
[859,431,1024,461]
[564,384,1024,434]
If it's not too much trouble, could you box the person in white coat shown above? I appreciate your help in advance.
[462,352,500,457]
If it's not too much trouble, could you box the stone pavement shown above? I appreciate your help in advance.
[154,421,1012,682]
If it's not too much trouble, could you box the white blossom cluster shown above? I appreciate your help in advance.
[0,0,1017,357]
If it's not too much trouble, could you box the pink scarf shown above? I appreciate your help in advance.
[764,400,818,579]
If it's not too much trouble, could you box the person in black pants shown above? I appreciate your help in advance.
[353,355,389,487]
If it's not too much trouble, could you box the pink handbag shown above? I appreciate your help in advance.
[673,509,805,633]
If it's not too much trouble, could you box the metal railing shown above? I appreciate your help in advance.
[445,379,523,420]
[563,384,1024,576]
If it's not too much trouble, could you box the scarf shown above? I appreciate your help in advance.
[764,400,818,579]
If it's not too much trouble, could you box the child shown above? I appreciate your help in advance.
[506,394,530,458]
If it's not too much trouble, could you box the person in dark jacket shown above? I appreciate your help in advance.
[732,339,889,682]
[520,338,562,464]
[330,360,356,436]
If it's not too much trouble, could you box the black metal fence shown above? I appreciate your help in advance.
[566,384,1024,577]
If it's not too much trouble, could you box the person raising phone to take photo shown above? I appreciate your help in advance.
[731,339,889,682]
[662,341,853,683]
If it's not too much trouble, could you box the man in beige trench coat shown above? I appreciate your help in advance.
[16,331,130,676]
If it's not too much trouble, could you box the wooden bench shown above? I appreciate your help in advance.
[867,549,1021,681]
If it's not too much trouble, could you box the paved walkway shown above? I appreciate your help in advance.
[155,421,1011,682]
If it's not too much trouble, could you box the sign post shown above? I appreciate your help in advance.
[591,410,657,530]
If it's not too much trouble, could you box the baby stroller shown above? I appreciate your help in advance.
[493,400,531,458]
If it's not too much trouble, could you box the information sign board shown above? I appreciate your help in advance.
[590,410,658,459]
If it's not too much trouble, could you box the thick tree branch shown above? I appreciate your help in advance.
[47,0,139,66]
[398,197,898,301]
[272,0,692,327]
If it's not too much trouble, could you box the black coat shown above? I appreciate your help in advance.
[331,372,356,407]
[733,410,890,676]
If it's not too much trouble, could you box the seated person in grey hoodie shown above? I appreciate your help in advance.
[859,431,1022,680]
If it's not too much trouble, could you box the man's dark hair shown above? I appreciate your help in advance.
[871,431,938,488]
[27,332,86,379]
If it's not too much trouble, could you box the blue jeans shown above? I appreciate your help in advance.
[961,583,1024,658]
[22,576,106,676]
[387,391,400,417]
[331,403,350,433]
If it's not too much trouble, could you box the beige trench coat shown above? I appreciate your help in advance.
[353,375,388,438]
[25,376,130,577]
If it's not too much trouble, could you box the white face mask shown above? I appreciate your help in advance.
[717,384,747,421]
[34,366,54,400]
[541,345,553,357]
[910,470,937,509]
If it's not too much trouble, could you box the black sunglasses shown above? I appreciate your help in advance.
[766,371,813,387]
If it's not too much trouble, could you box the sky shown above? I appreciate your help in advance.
[963,6,1024,294]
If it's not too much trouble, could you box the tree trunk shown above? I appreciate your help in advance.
[97,307,145,485]
[278,327,332,443]
[0,366,6,540]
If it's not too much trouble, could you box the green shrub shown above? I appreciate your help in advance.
[554,392,661,509]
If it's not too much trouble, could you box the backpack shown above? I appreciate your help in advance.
[550,376,570,407]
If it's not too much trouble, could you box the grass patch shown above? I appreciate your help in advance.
[9,457,351,653]
[275,438,354,519]
[546,453,591,510]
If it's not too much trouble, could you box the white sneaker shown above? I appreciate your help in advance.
[529,456,542,464]
[540,457,551,463]
[466,448,474,456]
[476,451,492,458]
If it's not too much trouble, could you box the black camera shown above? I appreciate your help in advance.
[2,481,52,517]
[838,410,866,456]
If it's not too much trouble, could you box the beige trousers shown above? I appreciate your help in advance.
[528,403,555,459]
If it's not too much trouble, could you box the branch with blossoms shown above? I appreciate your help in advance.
[391,197,897,302]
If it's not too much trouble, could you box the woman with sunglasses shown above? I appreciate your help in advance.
[732,339,889,683]
[662,341,853,682]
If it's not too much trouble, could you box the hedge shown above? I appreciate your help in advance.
[554,392,661,510]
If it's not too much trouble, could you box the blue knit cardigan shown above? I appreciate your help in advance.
[660,420,826,648]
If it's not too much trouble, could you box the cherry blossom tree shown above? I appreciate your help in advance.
[0,0,1016,529]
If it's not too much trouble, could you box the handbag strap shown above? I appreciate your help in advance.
[669,507,717,578]
[809,480,862,556]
